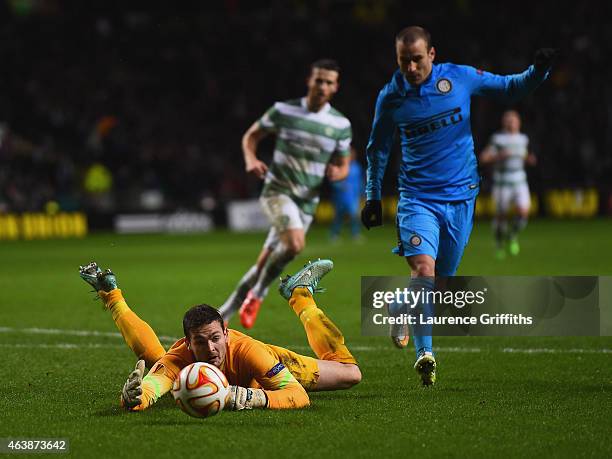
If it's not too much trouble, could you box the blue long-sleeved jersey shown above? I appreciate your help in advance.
[365,63,549,202]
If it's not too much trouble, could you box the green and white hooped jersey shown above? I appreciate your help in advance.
[258,97,352,215]
[490,132,529,186]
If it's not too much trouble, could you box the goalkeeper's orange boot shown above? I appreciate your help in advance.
[239,290,262,329]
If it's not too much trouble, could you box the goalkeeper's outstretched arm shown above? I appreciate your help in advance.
[121,341,189,411]
[121,360,175,411]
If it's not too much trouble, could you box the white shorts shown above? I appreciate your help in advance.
[260,194,313,250]
[492,182,531,214]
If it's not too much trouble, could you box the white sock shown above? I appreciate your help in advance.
[251,245,294,299]
[218,265,258,320]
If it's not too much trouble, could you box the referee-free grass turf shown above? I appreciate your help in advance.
[1,219,611,458]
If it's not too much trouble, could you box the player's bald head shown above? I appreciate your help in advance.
[396,26,432,51]
[395,26,435,85]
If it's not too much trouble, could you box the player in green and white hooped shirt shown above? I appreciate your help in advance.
[219,59,352,328]
[480,110,536,259]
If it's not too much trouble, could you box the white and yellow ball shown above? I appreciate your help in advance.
[171,362,229,418]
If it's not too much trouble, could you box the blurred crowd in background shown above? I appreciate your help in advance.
[1,0,610,213]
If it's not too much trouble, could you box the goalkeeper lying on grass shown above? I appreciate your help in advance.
[79,259,360,411]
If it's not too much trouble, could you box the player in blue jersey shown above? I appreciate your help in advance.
[361,26,557,385]
[330,147,364,242]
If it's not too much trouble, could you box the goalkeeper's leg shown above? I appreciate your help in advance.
[79,263,166,368]
[99,289,166,369]
[288,286,361,391]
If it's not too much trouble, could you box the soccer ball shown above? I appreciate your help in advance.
[171,362,230,418]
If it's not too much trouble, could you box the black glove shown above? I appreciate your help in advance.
[534,48,559,73]
[361,199,382,230]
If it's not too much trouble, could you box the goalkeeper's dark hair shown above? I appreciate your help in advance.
[183,304,225,339]
[395,26,432,51]
[310,58,341,74]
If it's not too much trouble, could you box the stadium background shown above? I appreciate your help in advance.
[1,1,610,458]
[1,0,611,231]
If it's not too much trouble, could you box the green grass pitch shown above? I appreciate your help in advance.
[0,219,611,458]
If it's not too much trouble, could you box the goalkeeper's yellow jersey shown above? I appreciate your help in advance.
[138,329,310,410]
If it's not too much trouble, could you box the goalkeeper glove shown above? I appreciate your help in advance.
[534,48,559,73]
[361,199,382,229]
[121,359,145,410]
[226,385,268,410]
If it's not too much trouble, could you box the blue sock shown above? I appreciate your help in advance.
[408,277,435,358]
[330,212,343,238]
[350,213,360,238]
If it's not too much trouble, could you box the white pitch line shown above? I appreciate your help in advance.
[1,343,610,354]
[0,326,179,342]
[502,347,612,354]
[0,343,483,352]
[288,345,483,353]
[1,327,610,354]
[0,343,125,349]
